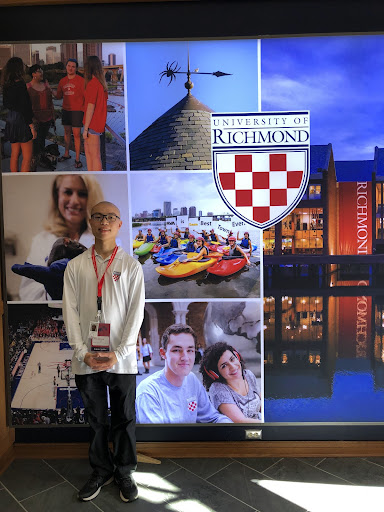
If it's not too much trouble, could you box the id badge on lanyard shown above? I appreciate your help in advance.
[90,245,118,352]
[90,322,111,352]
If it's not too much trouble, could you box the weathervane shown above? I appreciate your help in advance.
[159,49,231,92]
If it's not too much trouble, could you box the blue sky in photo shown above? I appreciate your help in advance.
[126,40,259,141]
[261,35,384,162]
[131,172,232,217]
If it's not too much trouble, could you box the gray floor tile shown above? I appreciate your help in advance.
[1,459,64,501]
[21,481,95,512]
[365,456,384,468]
[208,461,305,512]
[6,456,384,512]
[166,467,255,512]
[264,458,351,484]
[0,488,25,512]
[317,457,384,486]
[295,457,324,467]
[170,457,233,479]
[43,458,93,489]
[136,458,180,478]
[234,458,282,473]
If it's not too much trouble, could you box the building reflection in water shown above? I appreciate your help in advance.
[264,288,384,422]
[262,144,384,421]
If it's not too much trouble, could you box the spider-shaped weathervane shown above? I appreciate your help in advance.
[159,55,231,89]
[159,61,182,85]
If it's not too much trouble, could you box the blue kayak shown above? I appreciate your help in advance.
[156,249,184,265]
[153,247,172,259]
[157,253,180,265]
[154,248,183,262]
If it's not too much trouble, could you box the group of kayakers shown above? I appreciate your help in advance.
[134,227,252,265]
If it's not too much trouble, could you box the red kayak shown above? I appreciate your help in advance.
[150,244,163,253]
[207,257,246,276]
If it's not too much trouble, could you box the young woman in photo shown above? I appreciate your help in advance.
[141,338,153,374]
[237,231,252,252]
[228,236,251,265]
[27,65,55,170]
[82,56,108,171]
[3,57,36,172]
[200,342,261,422]
[19,174,103,300]
[181,237,208,263]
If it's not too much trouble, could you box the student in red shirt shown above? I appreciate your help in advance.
[56,59,85,168]
[83,56,108,171]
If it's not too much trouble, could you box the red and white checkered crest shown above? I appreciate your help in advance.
[213,150,309,229]
[112,271,121,282]
[212,111,310,229]
[188,400,197,412]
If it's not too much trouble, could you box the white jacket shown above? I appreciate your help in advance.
[62,246,145,374]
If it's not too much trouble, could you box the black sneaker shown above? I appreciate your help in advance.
[78,472,114,501]
[115,474,139,502]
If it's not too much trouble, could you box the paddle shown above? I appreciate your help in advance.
[165,254,188,269]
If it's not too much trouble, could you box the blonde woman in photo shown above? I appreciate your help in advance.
[19,174,104,300]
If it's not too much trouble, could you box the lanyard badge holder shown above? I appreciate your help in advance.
[89,246,118,352]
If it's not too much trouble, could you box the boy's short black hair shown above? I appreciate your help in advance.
[66,58,79,68]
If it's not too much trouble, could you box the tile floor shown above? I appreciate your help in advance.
[2,456,384,511]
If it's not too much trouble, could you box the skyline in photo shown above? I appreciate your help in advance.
[30,42,124,66]
[131,173,232,218]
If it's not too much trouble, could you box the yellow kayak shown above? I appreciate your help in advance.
[156,252,221,278]
[133,240,144,249]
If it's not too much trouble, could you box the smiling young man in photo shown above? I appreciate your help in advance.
[135,324,232,424]
[56,58,84,168]
[63,201,145,503]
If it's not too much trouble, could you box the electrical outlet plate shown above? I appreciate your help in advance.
[245,429,262,440]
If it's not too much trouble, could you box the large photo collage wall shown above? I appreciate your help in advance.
[3,35,384,428]
[1,40,263,427]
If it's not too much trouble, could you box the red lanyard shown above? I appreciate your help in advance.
[91,245,118,312]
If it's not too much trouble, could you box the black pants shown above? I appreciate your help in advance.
[75,372,137,477]
[33,121,51,156]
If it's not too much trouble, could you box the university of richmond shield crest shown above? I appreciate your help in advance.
[188,400,197,412]
[212,112,310,230]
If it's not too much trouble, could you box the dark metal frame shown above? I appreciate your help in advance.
[3,0,384,443]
